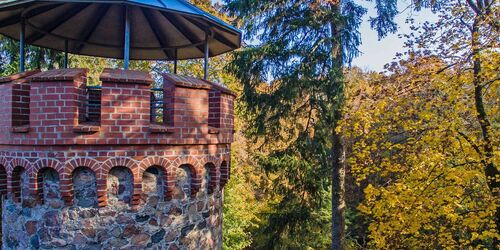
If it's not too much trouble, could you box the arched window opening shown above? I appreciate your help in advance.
[72,167,97,207]
[12,166,28,203]
[204,163,217,194]
[142,166,165,198]
[37,168,60,204]
[174,165,193,200]
[107,166,133,205]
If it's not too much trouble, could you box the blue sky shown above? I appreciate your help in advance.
[212,0,437,72]
[351,1,438,72]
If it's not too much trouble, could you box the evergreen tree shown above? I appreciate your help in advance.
[222,0,373,248]
[0,35,64,75]
[223,0,445,248]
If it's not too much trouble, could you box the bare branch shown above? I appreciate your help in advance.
[466,0,482,15]
[481,75,500,88]
[458,15,474,32]
[476,0,484,10]
[457,131,483,158]
[435,61,459,74]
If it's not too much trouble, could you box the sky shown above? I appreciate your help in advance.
[213,0,438,73]
[351,1,438,72]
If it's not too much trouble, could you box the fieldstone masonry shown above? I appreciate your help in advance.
[0,68,235,249]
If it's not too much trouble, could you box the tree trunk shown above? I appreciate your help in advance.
[471,17,500,197]
[331,130,346,250]
[329,1,345,249]
[470,14,500,240]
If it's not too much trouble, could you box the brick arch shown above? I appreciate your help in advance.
[101,157,140,207]
[8,158,32,174]
[138,156,171,174]
[30,158,63,204]
[0,157,10,172]
[171,156,202,195]
[138,157,174,201]
[170,156,202,169]
[64,157,101,175]
[62,158,101,206]
[198,155,222,169]
[221,155,231,164]
[102,157,139,178]
[31,158,64,175]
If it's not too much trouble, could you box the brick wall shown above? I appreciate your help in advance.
[0,70,40,133]
[209,89,235,130]
[0,69,234,146]
[29,69,88,142]
[0,68,235,249]
[0,68,235,203]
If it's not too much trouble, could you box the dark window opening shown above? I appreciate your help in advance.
[73,167,98,207]
[37,168,61,205]
[107,166,133,205]
[142,166,165,199]
[81,85,102,124]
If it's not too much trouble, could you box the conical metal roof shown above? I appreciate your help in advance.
[0,0,241,60]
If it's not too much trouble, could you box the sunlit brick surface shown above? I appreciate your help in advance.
[0,68,234,249]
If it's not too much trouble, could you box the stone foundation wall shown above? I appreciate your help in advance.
[1,145,228,250]
[2,168,222,250]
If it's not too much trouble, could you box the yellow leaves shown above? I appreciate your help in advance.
[360,169,498,248]
[341,56,500,249]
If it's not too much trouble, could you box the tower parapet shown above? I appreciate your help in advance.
[0,68,234,249]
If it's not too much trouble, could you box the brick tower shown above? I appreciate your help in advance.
[0,68,234,249]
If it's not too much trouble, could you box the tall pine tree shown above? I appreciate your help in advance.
[223,0,443,248]
[0,35,64,75]
[224,0,363,248]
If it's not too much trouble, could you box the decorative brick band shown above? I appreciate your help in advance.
[0,154,228,208]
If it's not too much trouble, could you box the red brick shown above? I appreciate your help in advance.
[0,68,235,206]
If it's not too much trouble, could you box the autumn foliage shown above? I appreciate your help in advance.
[341,54,499,248]
[0,0,498,249]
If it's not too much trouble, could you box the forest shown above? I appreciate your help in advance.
[0,0,498,249]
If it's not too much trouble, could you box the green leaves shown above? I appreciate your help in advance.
[225,0,358,248]
[0,35,64,75]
